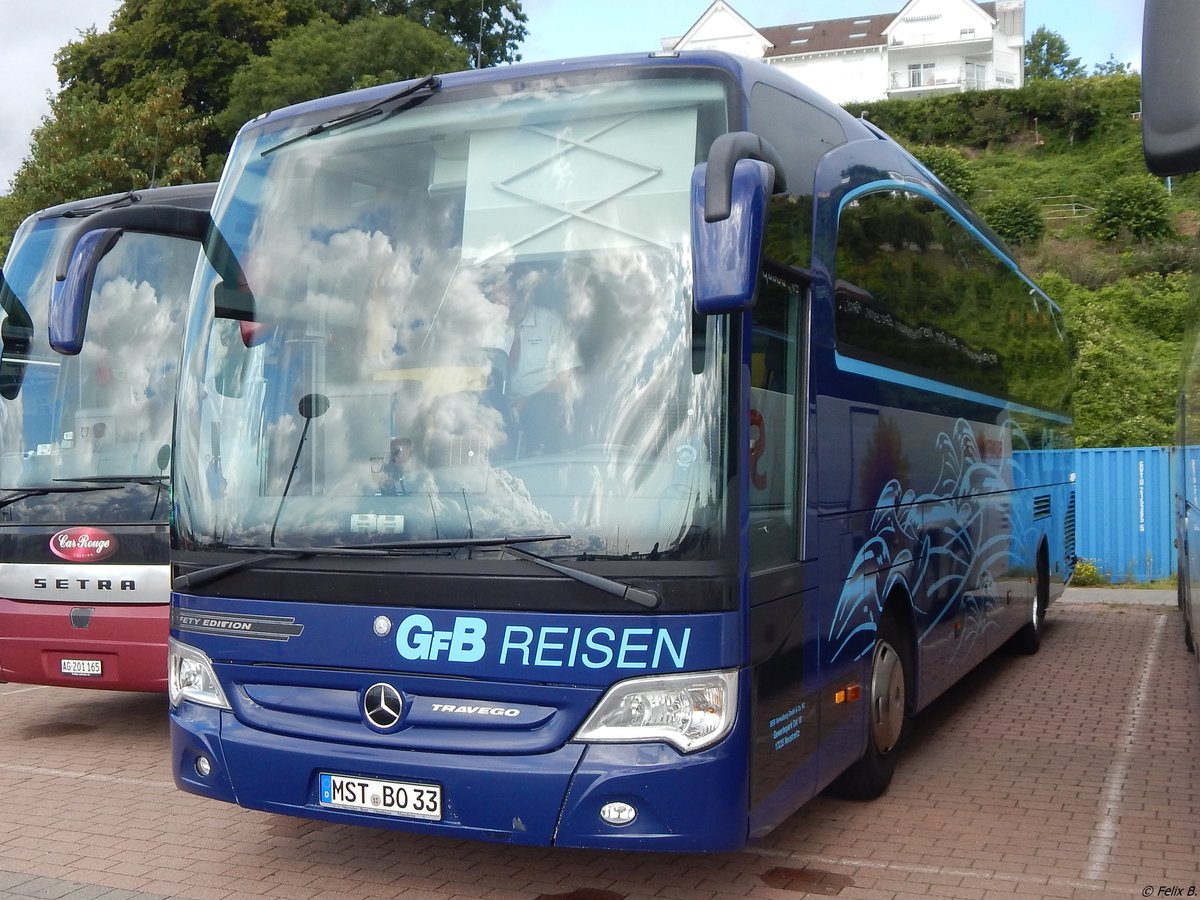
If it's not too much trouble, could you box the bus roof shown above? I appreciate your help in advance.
[239,50,877,146]
[30,183,217,225]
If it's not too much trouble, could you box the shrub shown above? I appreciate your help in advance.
[1092,174,1173,242]
[1072,559,1108,586]
[909,144,977,200]
[981,192,1046,246]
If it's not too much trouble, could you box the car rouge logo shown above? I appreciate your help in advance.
[49,527,118,563]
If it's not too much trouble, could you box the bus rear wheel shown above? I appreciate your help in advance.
[1014,545,1050,655]
[830,611,910,800]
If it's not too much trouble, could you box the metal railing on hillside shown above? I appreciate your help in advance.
[1040,195,1095,221]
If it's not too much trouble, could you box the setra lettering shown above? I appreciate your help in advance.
[34,578,134,591]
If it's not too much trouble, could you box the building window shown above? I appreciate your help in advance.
[908,63,935,87]
[965,62,985,89]
[960,28,976,39]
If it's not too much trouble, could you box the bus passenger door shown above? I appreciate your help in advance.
[746,267,821,835]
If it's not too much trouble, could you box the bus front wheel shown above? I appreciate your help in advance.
[830,611,911,800]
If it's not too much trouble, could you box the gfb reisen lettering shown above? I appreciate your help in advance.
[395,613,691,670]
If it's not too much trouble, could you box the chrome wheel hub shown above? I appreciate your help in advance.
[869,639,905,754]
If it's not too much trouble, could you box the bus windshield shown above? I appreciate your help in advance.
[0,213,198,521]
[175,72,731,560]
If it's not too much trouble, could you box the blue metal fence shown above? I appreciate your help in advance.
[1073,446,1174,584]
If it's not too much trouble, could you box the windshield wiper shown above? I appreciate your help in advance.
[172,546,310,592]
[54,191,138,219]
[499,544,662,610]
[333,534,572,552]
[171,534,570,593]
[54,475,168,486]
[262,75,441,158]
[0,484,120,510]
[54,475,169,518]
[173,535,661,609]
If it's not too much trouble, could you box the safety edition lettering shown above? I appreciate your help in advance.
[395,614,690,670]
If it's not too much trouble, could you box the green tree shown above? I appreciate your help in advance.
[220,14,469,136]
[1093,54,1133,77]
[55,0,320,115]
[0,78,207,254]
[1025,26,1086,81]
[51,0,526,174]
[313,1,528,67]
[54,0,321,169]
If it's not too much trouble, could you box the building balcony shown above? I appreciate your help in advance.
[888,66,1017,97]
[889,34,993,53]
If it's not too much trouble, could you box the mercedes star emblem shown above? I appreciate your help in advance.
[363,682,404,730]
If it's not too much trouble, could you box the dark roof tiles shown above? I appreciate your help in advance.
[757,2,997,58]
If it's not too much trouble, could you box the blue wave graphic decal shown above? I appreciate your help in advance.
[828,417,1037,664]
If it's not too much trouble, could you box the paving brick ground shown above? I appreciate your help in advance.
[0,588,1197,900]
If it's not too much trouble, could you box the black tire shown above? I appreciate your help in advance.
[828,610,911,800]
[1185,596,1196,655]
[1180,561,1196,653]
[1179,561,1187,612]
[1014,546,1050,655]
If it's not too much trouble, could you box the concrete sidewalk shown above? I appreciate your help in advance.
[1060,585,1176,605]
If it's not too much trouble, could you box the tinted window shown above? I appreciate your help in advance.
[834,190,1070,413]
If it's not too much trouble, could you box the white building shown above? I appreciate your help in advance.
[664,0,1026,105]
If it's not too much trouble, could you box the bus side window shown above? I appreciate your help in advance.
[833,189,1070,423]
[749,275,802,566]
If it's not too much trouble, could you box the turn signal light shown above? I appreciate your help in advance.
[834,683,862,704]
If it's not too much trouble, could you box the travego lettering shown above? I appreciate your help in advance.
[394,614,691,670]
[430,703,521,717]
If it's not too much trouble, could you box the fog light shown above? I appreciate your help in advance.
[599,801,637,826]
[195,756,212,777]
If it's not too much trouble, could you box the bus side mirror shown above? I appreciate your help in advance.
[49,228,125,356]
[691,132,785,314]
[691,158,774,314]
[1143,0,1200,175]
[50,203,212,356]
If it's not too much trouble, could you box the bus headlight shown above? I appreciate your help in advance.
[574,670,737,753]
[168,638,230,710]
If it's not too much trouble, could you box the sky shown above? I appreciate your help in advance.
[0,0,1145,193]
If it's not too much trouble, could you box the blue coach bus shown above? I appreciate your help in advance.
[53,52,1074,850]
[0,184,214,691]
[1144,0,1200,684]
